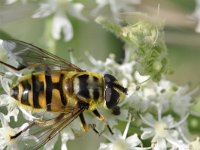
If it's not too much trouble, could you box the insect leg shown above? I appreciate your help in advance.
[92,109,114,135]
[10,113,65,139]
[79,113,100,135]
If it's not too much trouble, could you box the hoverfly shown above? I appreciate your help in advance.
[0,39,127,149]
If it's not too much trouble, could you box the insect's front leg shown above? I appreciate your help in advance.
[92,109,114,135]
[79,113,100,135]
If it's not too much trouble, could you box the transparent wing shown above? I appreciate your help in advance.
[0,39,83,72]
[22,108,84,150]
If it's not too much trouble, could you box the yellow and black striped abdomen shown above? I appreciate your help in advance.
[10,71,68,112]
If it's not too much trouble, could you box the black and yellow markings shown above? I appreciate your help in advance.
[11,77,33,107]
[77,74,90,99]
[74,73,102,101]
[52,74,67,106]
[11,71,68,111]
[21,80,31,106]
[45,71,67,111]
[32,74,45,109]
[45,71,53,111]
[92,76,100,101]
[11,85,19,100]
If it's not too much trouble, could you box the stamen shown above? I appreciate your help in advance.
[139,113,154,128]
[122,114,131,139]
[177,127,190,144]
[169,113,189,129]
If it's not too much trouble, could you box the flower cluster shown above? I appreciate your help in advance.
[95,15,168,81]
[85,31,200,150]
[91,0,141,22]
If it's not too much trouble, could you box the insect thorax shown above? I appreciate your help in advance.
[67,72,105,110]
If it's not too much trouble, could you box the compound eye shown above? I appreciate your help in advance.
[104,74,116,83]
[105,88,119,109]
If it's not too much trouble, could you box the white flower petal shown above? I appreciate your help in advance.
[98,143,111,150]
[96,0,108,6]
[61,128,74,141]
[141,128,154,139]
[0,142,6,150]
[61,142,67,150]
[19,107,39,121]
[113,139,128,150]
[0,94,11,107]
[126,134,141,148]
[52,13,73,41]
[44,134,59,150]
[135,71,150,83]
[162,115,174,127]
[153,138,166,150]
[61,128,75,150]
[91,0,108,16]
[0,77,11,94]
[0,113,8,127]
[123,114,131,139]
[5,0,17,4]
[68,3,87,21]
[5,108,19,122]
[166,135,187,149]
[140,113,156,127]
[32,2,55,18]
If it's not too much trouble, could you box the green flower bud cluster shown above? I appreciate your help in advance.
[96,16,168,81]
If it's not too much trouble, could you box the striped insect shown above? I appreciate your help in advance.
[0,39,127,149]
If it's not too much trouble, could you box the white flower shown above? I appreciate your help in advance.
[140,109,189,150]
[32,0,87,41]
[0,113,37,150]
[52,12,73,41]
[127,78,197,118]
[170,86,198,117]
[99,114,150,150]
[92,0,141,21]
[151,80,198,117]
